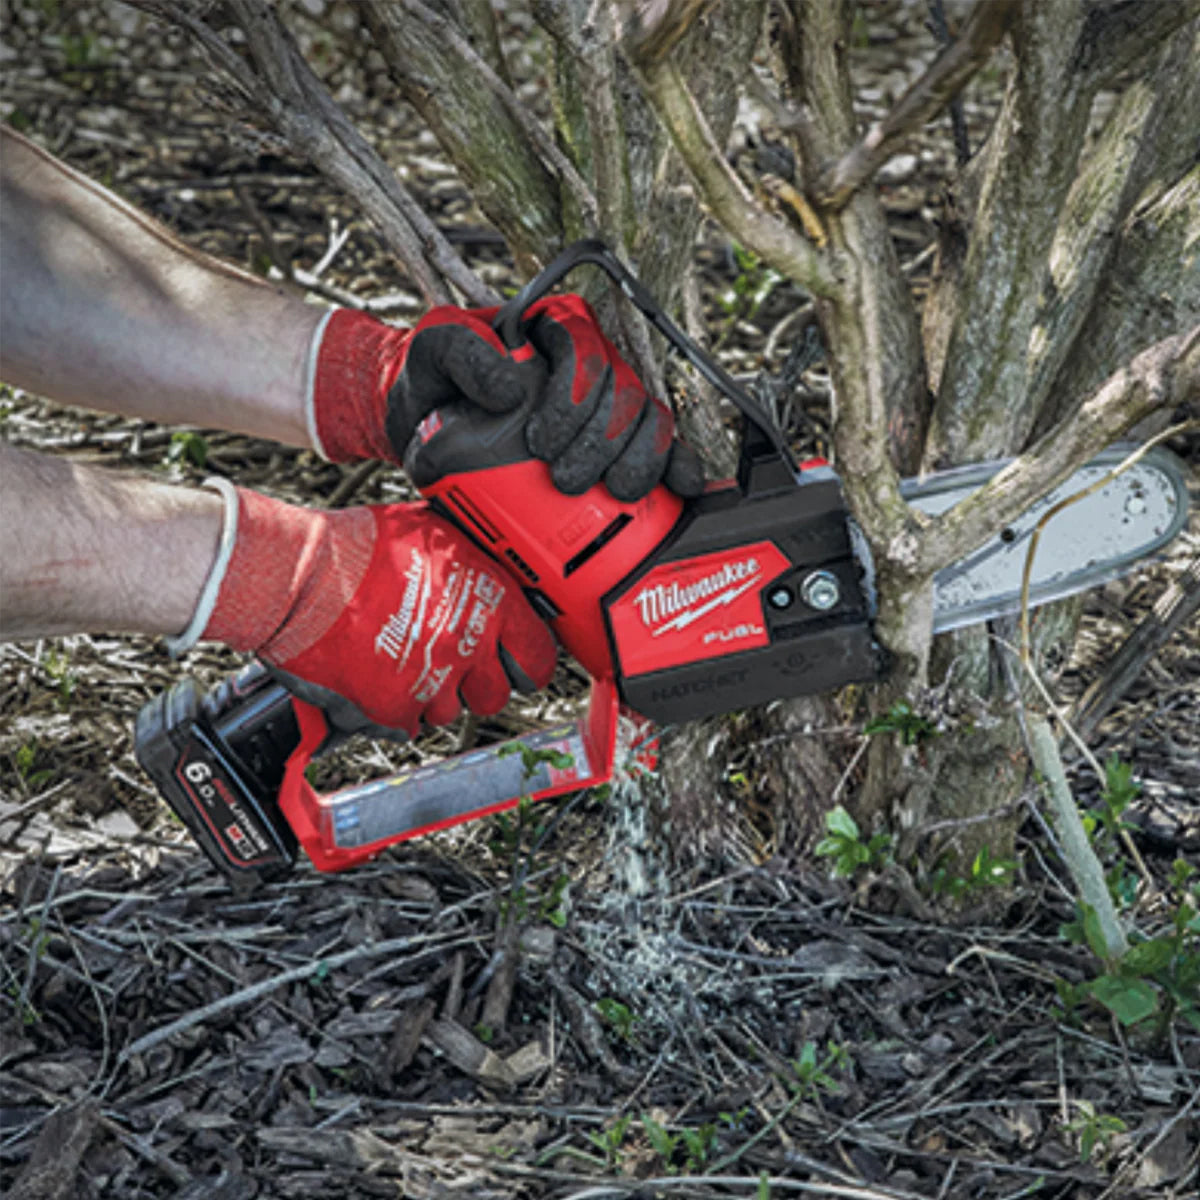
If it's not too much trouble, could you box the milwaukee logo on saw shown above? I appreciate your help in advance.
[610,541,790,677]
[635,556,763,635]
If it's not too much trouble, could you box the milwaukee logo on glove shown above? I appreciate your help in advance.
[374,547,430,664]
[374,547,507,705]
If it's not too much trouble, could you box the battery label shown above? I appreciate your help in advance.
[174,740,281,868]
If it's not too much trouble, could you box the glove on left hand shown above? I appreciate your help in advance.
[308,305,539,468]
[308,301,704,502]
[172,483,556,739]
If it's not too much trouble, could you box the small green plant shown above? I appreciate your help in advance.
[491,744,576,927]
[814,805,891,877]
[678,1122,718,1172]
[1082,753,1142,908]
[864,698,938,745]
[788,1040,851,1101]
[1060,886,1200,1033]
[930,844,1019,899]
[4,983,41,1027]
[717,244,784,340]
[636,1112,720,1173]
[586,1114,632,1170]
[594,996,637,1043]
[1058,749,1199,1038]
[1064,1101,1126,1163]
[640,1113,678,1168]
[43,646,78,707]
[14,738,53,790]
[164,430,209,470]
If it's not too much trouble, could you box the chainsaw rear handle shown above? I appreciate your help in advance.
[135,661,621,880]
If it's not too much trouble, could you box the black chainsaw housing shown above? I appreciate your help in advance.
[603,443,883,724]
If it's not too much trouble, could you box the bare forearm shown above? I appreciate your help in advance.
[0,442,222,640]
[0,126,324,446]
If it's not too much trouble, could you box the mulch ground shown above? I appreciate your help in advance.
[1,3,1197,1198]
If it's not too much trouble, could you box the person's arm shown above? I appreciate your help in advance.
[0,126,322,446]
[0,442,223,639]
[0,441,556,733]
[0,125,704,497]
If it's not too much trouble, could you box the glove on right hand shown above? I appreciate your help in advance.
[177,484,556,738]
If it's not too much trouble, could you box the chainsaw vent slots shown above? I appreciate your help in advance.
[563,514,633,577]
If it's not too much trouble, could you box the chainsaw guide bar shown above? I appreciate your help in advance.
[884,445,1187,634]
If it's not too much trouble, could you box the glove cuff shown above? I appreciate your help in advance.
[172,484,382,663]
[307,308,411,464]
[164,477,240,658]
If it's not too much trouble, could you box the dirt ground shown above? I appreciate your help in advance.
[1,3,1198,1198]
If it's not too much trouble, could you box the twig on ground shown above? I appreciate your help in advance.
[118,930,471,1062]
[1072,554,1200,740]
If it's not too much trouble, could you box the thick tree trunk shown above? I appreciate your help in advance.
[862,14,1200,880]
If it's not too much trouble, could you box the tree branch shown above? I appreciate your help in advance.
[816,0,1016,209]
[457,0,514,89]
[633,57,836,297]
[132,0,486,306]
[924,1,1098,464]
[534,1,631,249]
[1026,716,1127,959]
[394,0,599,235]
[360,0,565,269]
[920,325,1200,573]
[1074,0,1200,82]
[1025,24,1198,424]
[618,0,719,65]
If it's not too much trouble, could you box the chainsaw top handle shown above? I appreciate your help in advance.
[491,239,796,475]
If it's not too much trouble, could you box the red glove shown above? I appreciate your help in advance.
[307,301,704,501]
[170,482,556,737]
[522,294,705,500]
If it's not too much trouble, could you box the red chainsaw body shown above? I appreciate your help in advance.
[422,458,683,680]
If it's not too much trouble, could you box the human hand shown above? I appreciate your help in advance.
[308,300,703,502]
[179,483,556,738]
[522,294,705,501]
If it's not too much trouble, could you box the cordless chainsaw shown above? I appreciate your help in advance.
[134,240,1190,886]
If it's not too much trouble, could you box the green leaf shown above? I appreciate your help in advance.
[1089,974,1159,1027]
[1102,753,1141,810]
[825,805,860,842]
[795,1041,818,1075]
[166,430,208,468]
[641,1114,678,1164]
[1121,938,1175,976]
